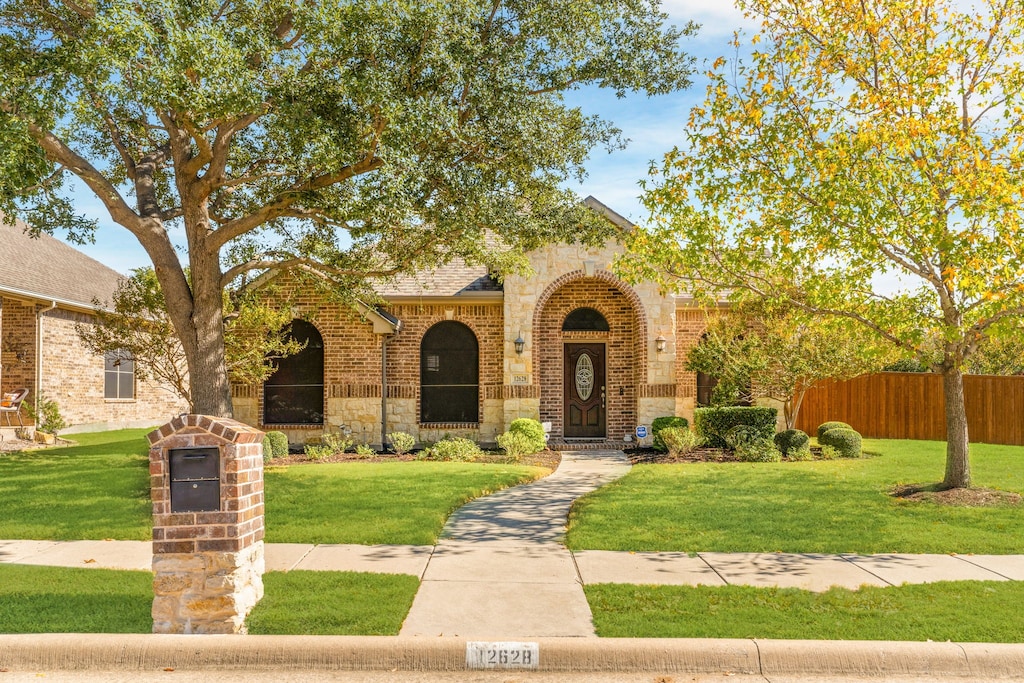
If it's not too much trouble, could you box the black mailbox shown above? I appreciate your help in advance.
[169,447,221,513]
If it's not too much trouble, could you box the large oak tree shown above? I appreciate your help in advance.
[0,0,694,416]
[625,0,1024,488]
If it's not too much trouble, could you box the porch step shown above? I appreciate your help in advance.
[547,439,635,451]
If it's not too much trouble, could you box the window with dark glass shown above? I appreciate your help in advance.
[263,319,324,425]
[562,307,610,331]
[420,321,479,423]
[696,371,718,407]
[104,351,135,400]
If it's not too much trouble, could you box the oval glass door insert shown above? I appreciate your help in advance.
[575,353,594,401]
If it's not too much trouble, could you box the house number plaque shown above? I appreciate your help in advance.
[466,641,539,670]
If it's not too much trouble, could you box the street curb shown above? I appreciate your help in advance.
[2,635,1023,678]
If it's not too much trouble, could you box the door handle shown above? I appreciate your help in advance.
[601,386,606,409]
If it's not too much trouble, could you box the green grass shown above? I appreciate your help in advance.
[246,571,419,635]
[0,564,152,633]
[264,461,544,545]
[0,565,416,635]
[567,439,1024,554]
[0,429,154,540]
[0,429,546,544]
[586,581,1024,642]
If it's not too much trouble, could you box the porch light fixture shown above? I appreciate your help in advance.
[655,335,667,353]
[514,332,525,355]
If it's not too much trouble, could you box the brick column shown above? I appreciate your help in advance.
[148,415,265,634]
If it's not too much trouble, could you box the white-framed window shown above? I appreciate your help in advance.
[104,350,135,400]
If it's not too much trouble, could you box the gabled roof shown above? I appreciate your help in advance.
[0,217,123,310]
[376,259,502,300]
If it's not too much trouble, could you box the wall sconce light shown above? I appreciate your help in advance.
[655,335,667,353]
[514,332,525,355]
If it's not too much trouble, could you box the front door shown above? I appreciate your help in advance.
[564,343,606,438]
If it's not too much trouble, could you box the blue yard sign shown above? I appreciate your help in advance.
[635,425,648,440]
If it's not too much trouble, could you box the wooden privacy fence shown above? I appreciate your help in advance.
[794,372,1024,446]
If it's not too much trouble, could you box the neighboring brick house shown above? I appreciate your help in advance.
[233,198,715,448]
[0,217,186,433]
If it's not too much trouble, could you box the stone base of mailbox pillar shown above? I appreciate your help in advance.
[152,542,265,634]
[148,415,266,635]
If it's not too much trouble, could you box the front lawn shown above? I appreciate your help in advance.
[0,430,548,544]
[0,565,415,635]
[586,581,1024,642]
[566,439,1024,554]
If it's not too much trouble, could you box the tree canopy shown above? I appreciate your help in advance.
[623,0,1024,488]
[0,0,695,415]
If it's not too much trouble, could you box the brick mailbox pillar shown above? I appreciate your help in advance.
[148,415,265,634]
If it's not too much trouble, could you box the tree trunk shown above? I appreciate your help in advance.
[941,366,971,489]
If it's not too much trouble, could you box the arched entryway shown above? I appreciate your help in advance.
[533,272,647,440]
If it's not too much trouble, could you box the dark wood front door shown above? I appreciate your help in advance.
[564,343,606,438]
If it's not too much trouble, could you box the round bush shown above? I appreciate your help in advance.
[261,434,274,464]
[508,418,546,454]
[388,431,416,455]
[818,427,863,458]
[418,437,482,462]
[497,431,534,462]
[816,421,853,439]
[694,406,778,448]
[652,416,689,452]
[774,429,810,459]
[658,426,700,457]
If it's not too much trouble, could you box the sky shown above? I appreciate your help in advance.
[56,1,756,275]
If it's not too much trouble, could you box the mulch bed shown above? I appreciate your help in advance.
[891,484,1022,507]
[266,449,563,470]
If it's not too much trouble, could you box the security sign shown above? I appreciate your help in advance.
[635,425,648,439]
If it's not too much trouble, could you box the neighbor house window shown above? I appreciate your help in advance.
[104,351,135,400]
[263,319,324,425]
[420,321,478,423]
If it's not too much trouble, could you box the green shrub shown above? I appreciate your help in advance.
[267,431,289,458]
[418,436,482,462]
[735,438,782,462]
[819,444,841,460]
[816,421,853,439]
[354,444,376,458]
[388,431,416,455]
[304,443,333,461]
[723,424,763,450]
[819,427,863,458]
[262,434,274,464]
[322,432,354,455]
[652,416,689,452]
[694,406,777,448]
[507,418,546,454]
[774,429,812,460]
[496,431,535,462]
[26,394,67,436]
[658,427,700,458]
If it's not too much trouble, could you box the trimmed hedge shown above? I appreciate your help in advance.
[819,427,863,458]
[694,406,777,448]
[816,421,853,439]
[267,431,289,458]
[774,429,810,459]
[652,416,690,452]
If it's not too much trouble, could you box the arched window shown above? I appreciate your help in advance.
[562,307,610,332]
[420,321,479,423]
[263,319,324,425]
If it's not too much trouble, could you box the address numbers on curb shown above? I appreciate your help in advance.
[466,641,540,670]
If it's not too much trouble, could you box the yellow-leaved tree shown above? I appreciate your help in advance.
[624,0,1024,489]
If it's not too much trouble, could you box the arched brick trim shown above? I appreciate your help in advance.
[532,270,649,438]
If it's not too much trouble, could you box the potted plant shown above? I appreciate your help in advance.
[26,395,67,445]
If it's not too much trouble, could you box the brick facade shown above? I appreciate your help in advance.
[236,242,715,447]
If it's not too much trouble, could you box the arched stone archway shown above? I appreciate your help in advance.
[532,270,647,439]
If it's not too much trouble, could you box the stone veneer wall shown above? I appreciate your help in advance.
[1,298,185,430]
[149,415,265,634]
